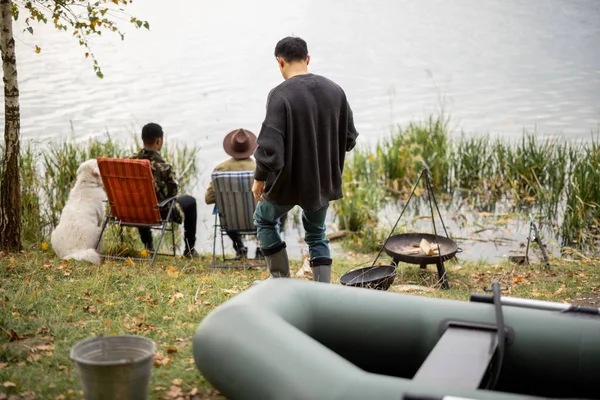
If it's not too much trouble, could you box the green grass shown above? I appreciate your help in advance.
[1,250,598,399]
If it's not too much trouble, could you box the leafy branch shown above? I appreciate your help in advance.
[13,0,150,78]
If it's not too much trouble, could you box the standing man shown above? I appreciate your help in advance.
[131,122,199,258]
[252,36,359,283]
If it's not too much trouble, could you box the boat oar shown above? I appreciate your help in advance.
[470,293,600,315]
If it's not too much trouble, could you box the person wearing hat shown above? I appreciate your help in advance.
[206,129,287,259]
[130,122,199,258]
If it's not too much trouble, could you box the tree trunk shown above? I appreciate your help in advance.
[0,0,21,251]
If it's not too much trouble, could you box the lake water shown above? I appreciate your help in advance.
[2,0,600,262]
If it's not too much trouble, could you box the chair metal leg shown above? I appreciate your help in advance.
[221,230,225,262]
[95,215,110,252]
[212,213,218,269]
[171,222,176,256]
[151,222,169,266]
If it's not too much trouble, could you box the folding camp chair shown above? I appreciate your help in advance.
[95,157,177,266]
[211,171,265,269]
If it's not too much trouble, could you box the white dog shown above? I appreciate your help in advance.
[50,159,106,265]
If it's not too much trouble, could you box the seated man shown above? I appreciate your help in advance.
[130,122,198,258]
[205,128,287,259]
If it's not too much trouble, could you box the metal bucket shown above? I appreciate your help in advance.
[70,335,156,400]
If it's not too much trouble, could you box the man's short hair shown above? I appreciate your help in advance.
[141,122,163,145]
[274,36,308,63]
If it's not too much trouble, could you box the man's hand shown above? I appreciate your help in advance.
[252,180,265,202]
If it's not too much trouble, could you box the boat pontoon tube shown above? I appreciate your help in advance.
[193,279,600,400]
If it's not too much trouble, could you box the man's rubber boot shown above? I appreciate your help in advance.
[310,257,332,283]
[252,243,290,286]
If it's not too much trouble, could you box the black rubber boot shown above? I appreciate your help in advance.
[310,257,332,283]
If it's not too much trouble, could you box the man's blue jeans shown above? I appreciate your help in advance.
[253,201,330,261]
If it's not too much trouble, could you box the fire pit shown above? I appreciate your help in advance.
[383,232,460,289]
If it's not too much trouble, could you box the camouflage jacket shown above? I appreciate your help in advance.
[130,149,184,224]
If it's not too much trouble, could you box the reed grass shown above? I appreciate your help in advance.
[0,134,199,252]
[336,115,600,254]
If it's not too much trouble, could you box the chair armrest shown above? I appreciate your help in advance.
[158,196,177,208]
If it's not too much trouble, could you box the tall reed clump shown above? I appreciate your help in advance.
[332,147,385,233]
[562,136,600,248]
[0,135,199,252]
[376,115,451,192]
[342,115,599,254]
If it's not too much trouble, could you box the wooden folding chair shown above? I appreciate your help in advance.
[211,171,265,269]
[95,157,177,265]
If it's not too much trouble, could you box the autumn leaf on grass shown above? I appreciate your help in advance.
[166,346,178,355]
[512,275,524,284]
[165,385,184,398]
[125,258,135,266]
[37,343,55,352]
[140,249,150,258]
[83,305,97,314]
[167,266,179,278]
[153,351,170,367]
[41,242,49,251]
[2,381,16,388]
[6,329,25,342]
[554,284,566,295]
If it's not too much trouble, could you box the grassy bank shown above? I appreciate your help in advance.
[333,116,600,254]
[0,250,598,399]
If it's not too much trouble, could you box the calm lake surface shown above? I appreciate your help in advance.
[3,0,600,261]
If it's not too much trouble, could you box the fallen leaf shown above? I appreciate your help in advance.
[154,387,166,392]
[2,381,16,388]
[83,305,97,314]
[6,329,24,342]
[0,362,7,369]
[125,258,135,266]
[167,266,179,277]
[36,343,55,351]
[153,351,170,367]
[54,395,66,400]
[41,242,49,251]
[165,385,183,398]
[171,378,182,386]
[221,288,239,295]
[173,292,184,299]
[188,387,199,396]
[166,346,178,355]
[512,275,524,284]
[34,45,41,54]
[554,285,566,295]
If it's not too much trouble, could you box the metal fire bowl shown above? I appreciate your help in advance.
[384,233,458,265]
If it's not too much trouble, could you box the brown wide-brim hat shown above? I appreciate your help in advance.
[223,128,258,159]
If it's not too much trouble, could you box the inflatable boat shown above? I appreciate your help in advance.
[192,279,600,400]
